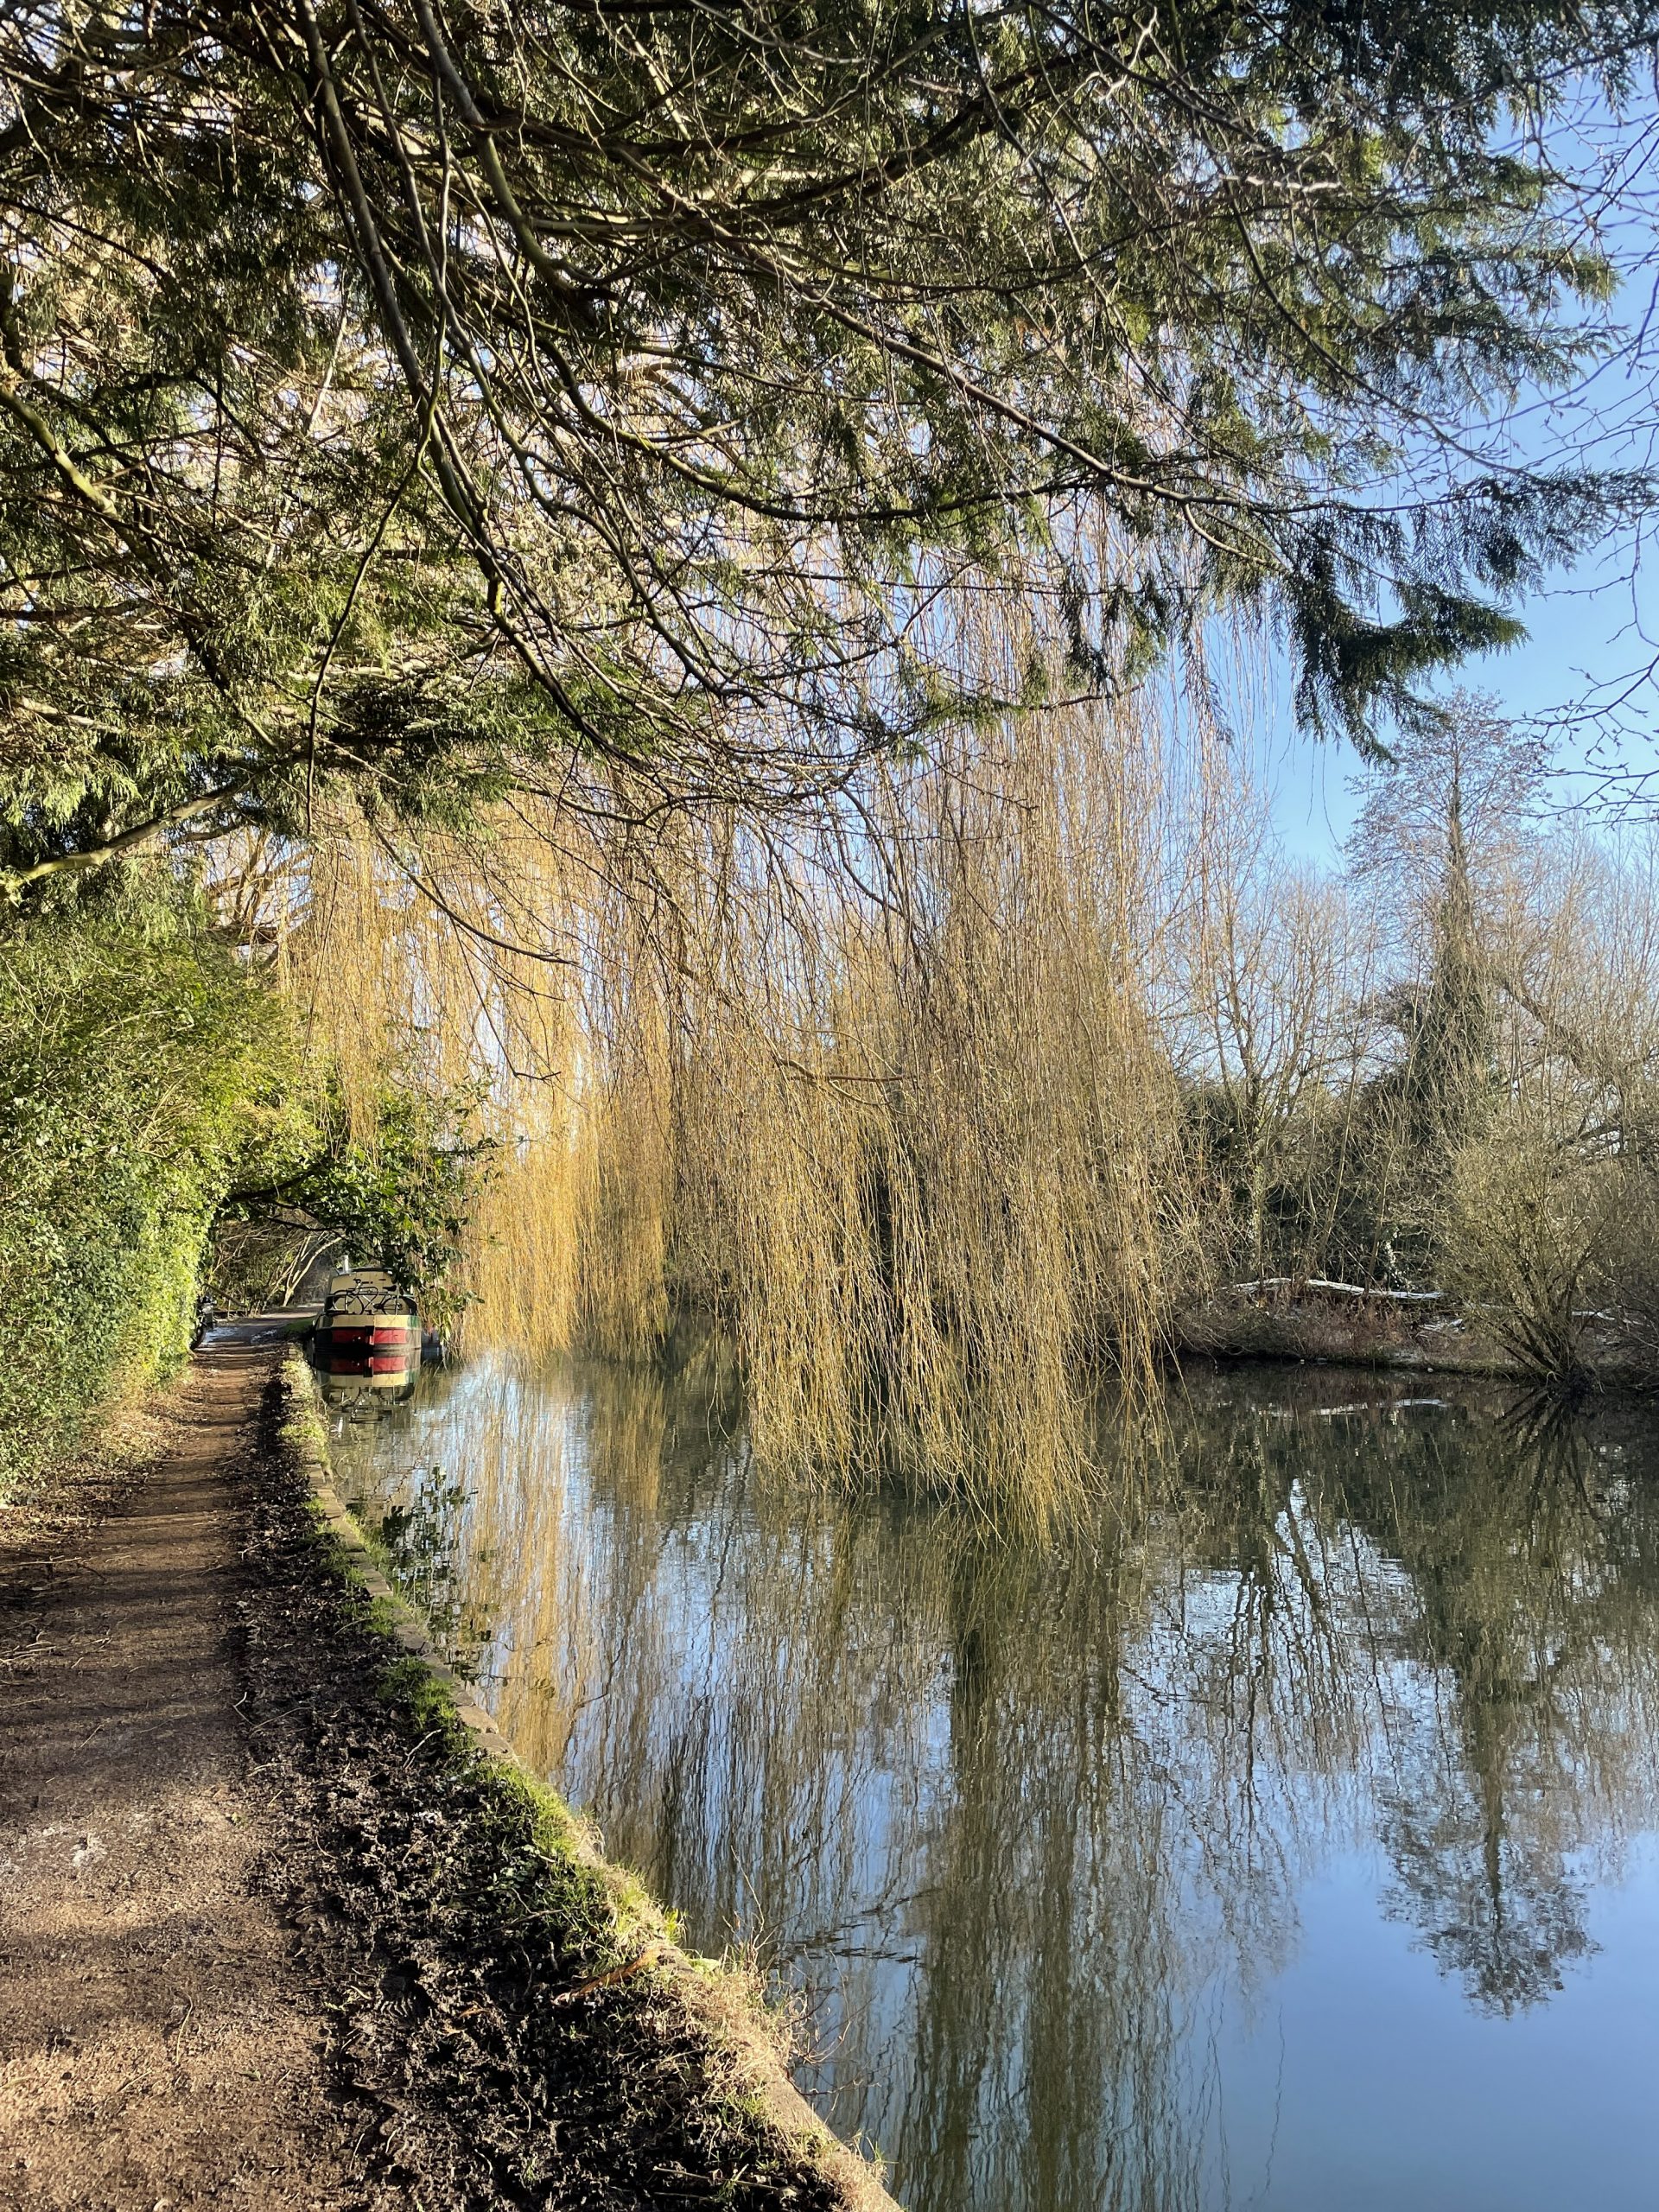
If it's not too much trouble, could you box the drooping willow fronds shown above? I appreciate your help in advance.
[238,685,1208,1514]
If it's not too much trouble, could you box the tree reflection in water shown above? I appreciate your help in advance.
[329,1358,1659,2212]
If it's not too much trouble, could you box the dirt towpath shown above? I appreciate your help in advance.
[0,1338,391,2212]
[2,1337,872,2212]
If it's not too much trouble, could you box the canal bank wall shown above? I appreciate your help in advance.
[278,1350,904,2212]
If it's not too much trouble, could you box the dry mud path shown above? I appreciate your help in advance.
[0,1339,869,2212]
[0,1339,390,2212]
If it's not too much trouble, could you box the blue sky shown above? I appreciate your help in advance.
[1260,117,1659,872]
[1265,550,1659,867]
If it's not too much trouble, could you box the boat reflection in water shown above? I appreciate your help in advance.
[313,1263,421,1409]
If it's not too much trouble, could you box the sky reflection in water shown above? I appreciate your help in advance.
[328,1357,1659,2212]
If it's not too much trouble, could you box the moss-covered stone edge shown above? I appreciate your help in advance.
[276,1351,901,2212]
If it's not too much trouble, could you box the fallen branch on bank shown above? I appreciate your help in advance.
[1229,1278,1446,1304]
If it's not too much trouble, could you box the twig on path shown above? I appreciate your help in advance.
[551,1948,664,2005]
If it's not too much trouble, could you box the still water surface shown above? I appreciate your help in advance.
[328,1354,1659,2211]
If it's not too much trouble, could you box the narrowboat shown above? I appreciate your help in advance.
[316,1263,421,1404]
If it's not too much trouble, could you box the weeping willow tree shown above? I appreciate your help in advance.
[661,704,1197,1499]
[241,691,1205,1510]
[172,664,1659,1523]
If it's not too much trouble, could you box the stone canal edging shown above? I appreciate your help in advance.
[279,1351,904,2212]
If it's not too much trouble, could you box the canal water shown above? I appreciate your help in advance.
[327,1352,1659,2212]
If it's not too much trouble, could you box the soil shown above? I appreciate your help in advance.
[0,1336,849,2212]
[1175,1286,1507,1372]
[0,1339,389,2212]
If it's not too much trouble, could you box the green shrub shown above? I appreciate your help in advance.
[213,1071,494,1326]
[0,880,289,1491]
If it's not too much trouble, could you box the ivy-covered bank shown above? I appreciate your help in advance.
[0,886,281,1491]
[0,872,491,1497]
